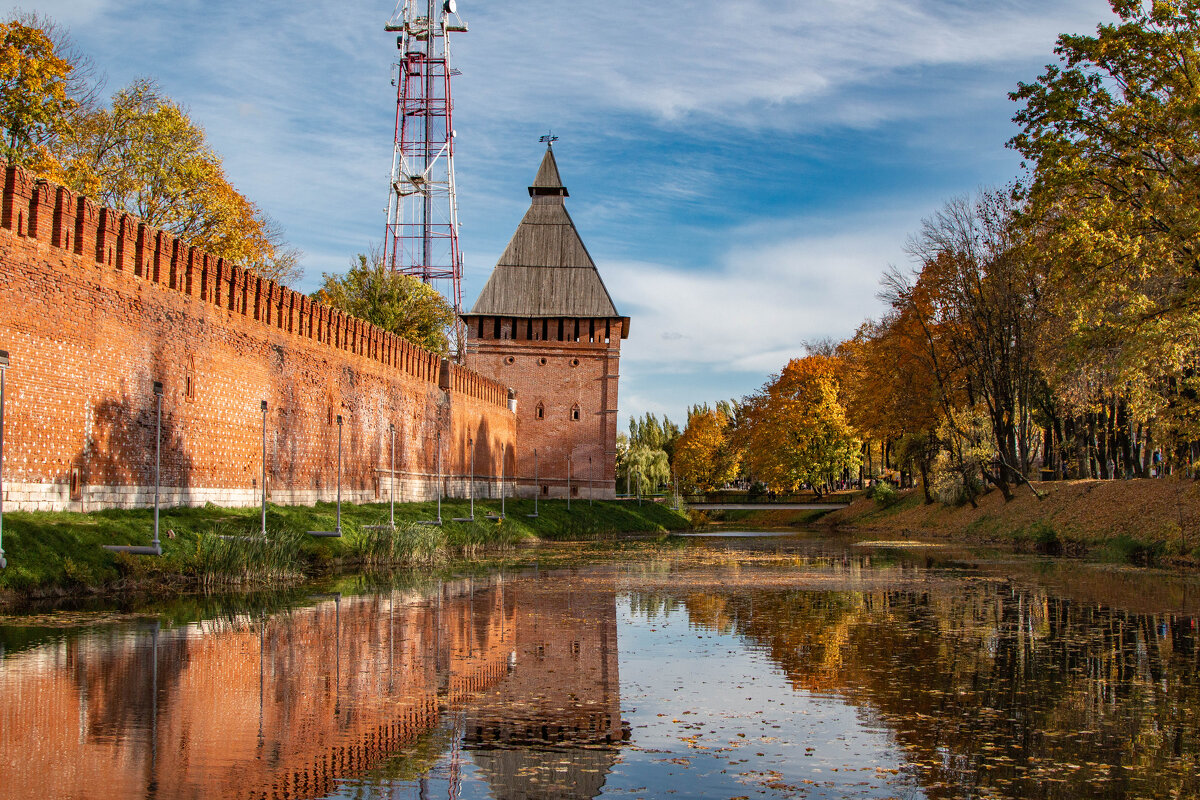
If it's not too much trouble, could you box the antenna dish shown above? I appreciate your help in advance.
[444,0,457,13]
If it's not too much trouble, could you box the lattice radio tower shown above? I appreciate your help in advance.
[384,0,468,319]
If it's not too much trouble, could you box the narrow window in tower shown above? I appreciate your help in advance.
[571,404,581,421]
[535,402,545,420]
[493,317,501,339]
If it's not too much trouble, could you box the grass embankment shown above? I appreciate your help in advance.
[0,498,689,601]
[823,479,1200,565]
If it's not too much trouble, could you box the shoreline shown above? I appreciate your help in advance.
[0,498,691,607]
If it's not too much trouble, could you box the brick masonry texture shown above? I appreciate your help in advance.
[465,318,622,500]
[0,159,516,512]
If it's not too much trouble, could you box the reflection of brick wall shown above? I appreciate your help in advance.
[0,586,515,799]
[0,160,515,511]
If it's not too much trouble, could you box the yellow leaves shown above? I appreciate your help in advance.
[0,20,76,164]
[53,79,301,285]
[741,355,861,492]
[675,410,739,492]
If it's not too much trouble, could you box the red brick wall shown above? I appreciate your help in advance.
[465,319,622,499]
[0,160,515,511]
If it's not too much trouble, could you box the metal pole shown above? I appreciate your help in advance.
[261,400,268,540]
[589,456,593,506]
[567,456,572,512]
[390,423,396,527]
[152,382,162,551]
[469,437,475,520]
[637,468,642,506]
[436,431,442,524]
[531,449,538,518]
[0,352,7,570]
[499,444,505,519]
[336,415,343,533]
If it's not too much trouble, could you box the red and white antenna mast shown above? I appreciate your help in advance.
[384,0,467,318]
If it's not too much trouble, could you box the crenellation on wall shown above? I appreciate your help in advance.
[0,166,517,513]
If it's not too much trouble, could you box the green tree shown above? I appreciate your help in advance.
[314,251,457,355]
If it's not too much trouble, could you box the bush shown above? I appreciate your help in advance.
[868,482,899,508]
[1102,534,1164,566]
[1025,521,1061,555]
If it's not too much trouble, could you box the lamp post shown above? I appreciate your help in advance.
[527,449,538,518]
[0,350,8,569]
[260,400,268,540]
[389,423,396,528]
[152,381,164,549]
[453,436,476,522]
[308,415,343,537]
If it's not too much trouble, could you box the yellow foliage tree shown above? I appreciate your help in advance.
[0,20,75,170]
[740,355,861,496]
[55,79,300,284]
[674,408,739,492]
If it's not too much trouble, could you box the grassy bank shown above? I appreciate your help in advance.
[0,498,689,601]
[823,478,1200,565]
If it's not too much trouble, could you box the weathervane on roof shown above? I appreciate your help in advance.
[539,131,559,146]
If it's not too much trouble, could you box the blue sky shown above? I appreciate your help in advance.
[29,0,1116,427]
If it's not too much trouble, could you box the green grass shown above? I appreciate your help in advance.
[0,498,690,598]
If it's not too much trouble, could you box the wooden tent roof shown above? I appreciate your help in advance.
[467,147,624,321]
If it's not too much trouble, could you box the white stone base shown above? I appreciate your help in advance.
[0,476,531,513]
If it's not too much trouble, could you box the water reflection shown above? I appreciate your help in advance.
[4,542,1200,799]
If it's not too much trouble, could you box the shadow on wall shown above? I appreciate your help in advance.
[79,380,195,502]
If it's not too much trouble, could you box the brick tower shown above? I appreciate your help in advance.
[463,146,628,499]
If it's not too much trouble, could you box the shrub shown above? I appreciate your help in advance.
[868,482,899,508]
[1026,521,1061,555]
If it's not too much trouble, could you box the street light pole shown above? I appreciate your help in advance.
[260,400,268,540]
[336,415,343,533]
[0,350,9,569]
[527,449,539,518]
[152,381,163,552]
[389,423,396,528]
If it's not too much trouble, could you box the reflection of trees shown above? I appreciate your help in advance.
[673,585,1200,799]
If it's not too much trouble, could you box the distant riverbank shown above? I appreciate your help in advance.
[820,479,1200,565]
[0,499,690,604]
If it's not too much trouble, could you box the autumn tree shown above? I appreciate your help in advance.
[888,192,1044,501]
[1011,0,1200,471]
[674,406,740,492]
[740,355,860,496]
[54,79,301,284]
[841,306,942,502]
[314,251,457,355]
[0,19,76,169]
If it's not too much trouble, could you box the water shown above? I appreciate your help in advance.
[4,533,1200,799]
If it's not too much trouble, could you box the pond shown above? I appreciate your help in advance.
[3,532,1200,799]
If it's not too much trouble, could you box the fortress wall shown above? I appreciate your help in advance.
[0,159,515,511]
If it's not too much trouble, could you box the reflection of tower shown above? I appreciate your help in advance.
[465,573,627,799]
[383,0,468,318]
